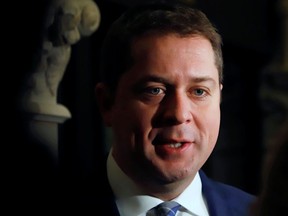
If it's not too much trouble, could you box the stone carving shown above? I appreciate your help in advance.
[21,0,100,122]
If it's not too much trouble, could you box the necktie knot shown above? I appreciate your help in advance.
[147,201,181,216]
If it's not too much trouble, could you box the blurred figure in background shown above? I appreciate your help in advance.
[251,120,288,215]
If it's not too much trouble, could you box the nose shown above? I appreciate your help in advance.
[161,92,192,125]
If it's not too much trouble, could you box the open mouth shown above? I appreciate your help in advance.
[168,143,183,148]
[152,137,189,147]
[153,141,190,156]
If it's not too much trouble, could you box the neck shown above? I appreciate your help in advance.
[135,177,193,201]
[108,151,195,200]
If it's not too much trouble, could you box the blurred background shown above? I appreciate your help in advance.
[10,0,287,209]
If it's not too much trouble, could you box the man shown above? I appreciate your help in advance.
[90,2,255,215]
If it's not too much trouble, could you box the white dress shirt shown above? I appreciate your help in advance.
[107,150,210,216]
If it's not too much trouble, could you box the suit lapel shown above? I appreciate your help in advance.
[199,170,255,216]
[199,170,232,216]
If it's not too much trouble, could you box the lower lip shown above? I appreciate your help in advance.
[155,142,190,156]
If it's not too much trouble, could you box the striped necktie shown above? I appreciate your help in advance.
[147,201,181,216]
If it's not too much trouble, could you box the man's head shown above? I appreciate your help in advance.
[98,3,223,96]
[96,2,223,198]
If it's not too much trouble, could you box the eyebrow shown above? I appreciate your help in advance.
[191,76,217,86]
[135,75,168,85]
[134,74,217,86]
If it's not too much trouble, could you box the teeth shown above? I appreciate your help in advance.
[169,143,182,148]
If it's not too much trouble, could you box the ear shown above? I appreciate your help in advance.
[95,83,113,127]
[220,84,223,103]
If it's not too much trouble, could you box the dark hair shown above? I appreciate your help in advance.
[99,2,223,94]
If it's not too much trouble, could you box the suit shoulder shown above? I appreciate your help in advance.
[199,170,256,215]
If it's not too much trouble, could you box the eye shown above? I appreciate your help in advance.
[146,87,165,95]
[193,88,206,96]
[139,86,166,104]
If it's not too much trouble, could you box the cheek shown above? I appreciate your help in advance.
[206,108,221,142]
[197,104,221,141]
[131,106,156,140]
[111,102,155,137]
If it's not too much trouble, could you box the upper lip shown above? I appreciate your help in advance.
[152,137,193,145]
[151,127,195,145]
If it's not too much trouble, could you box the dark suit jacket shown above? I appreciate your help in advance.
[199,170,255,216]
[64,160,255,216]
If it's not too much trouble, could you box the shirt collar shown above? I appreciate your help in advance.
[173,171,209,216]
[107,150,209,216]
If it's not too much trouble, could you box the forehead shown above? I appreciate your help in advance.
[131,34,216,69]
[131,33,214,62]
[126,34,218,81]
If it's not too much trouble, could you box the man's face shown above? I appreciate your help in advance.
[99,34,222,186]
